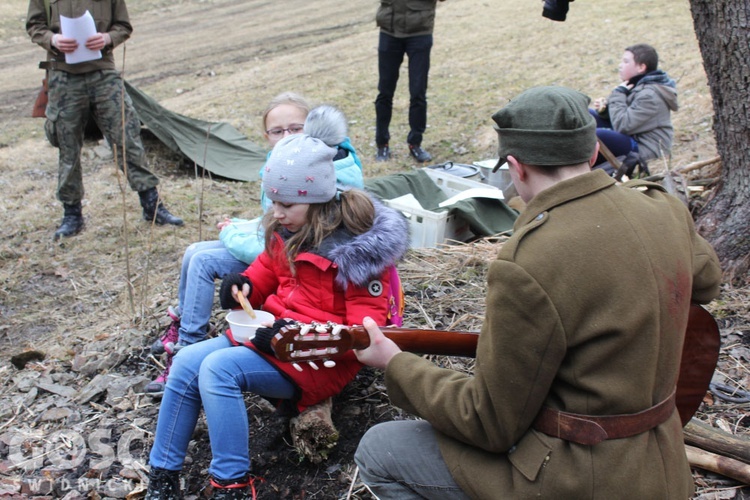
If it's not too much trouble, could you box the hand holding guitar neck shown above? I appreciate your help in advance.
[353,317,404,370]
[270,317,479,366]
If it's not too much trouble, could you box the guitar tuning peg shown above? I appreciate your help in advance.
[292,363,303,372]
[307,361,319,370]
[323,360,336,369]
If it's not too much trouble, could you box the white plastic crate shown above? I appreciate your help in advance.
[383,168,501,248]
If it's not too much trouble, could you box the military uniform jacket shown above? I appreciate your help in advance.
[27,0,132,74]
[385,169,722,499]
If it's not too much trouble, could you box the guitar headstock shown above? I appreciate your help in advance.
[271,321,367,363]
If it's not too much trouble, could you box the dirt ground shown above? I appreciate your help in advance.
[0,0,748,498]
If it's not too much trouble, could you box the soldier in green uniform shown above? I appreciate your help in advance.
[354,86,722,499]
[26,0,182,240]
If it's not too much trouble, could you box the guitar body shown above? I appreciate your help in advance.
[676,304,720,425]
[272,304,720,427]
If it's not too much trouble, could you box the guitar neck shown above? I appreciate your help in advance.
[271,304,719,429]
[355,327,479,358]
[271,323,479,363]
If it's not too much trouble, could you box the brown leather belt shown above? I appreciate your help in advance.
[532,389,676,445]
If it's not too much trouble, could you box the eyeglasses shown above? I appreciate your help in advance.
[266,124,304,138]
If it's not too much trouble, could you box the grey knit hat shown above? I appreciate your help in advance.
[262,105,348,204]
[492,86,596,169]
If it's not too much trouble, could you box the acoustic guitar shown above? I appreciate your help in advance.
[271,304,720,427]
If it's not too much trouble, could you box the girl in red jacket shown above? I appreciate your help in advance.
[145,105,409,500]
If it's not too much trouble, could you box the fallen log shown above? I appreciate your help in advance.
[684,418,750,465]
[686,445,750,485]
[289,397,338,464]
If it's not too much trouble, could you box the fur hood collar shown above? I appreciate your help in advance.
[316,193,409,288]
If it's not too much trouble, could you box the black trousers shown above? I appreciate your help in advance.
[374,32,433,147]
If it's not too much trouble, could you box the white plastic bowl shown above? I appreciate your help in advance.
[226,309,275,343]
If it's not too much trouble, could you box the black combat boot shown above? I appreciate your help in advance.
[210,475,256,500]
[144,467,181,500]
[139,187,184,226]
[54,202,85,240]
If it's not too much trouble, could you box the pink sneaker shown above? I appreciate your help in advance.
[151,319,180,355]
[144,364,170,396]
[145,341,184,397]
[167,305,181,322]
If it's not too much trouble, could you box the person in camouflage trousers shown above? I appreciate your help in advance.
[26,0,183,240]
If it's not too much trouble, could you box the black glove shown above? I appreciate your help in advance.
[251,318,294,355]
[219,273,253,309]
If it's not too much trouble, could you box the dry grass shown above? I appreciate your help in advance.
[0,0,722,358]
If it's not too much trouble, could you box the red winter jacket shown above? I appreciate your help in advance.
[227,197,410,411]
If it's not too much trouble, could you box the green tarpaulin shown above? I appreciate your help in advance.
[123,84,517,241]
[125,81,267,182]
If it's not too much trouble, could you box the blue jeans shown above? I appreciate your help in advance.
[375,32,433,147]
[176,240,249,345]
[355,420,471,499]
[148,336,296,480]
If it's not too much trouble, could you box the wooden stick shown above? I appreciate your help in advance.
[596,138,621,170]
[235,290,256,319]
[684,418,750,464]
[676,156,721,174]
[686,444,750,485]
[113,43,135,316]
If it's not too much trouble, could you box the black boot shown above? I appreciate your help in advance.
[54,202,84,240]
[144,467,181,500]
[210,475,254,499]
[139,187,183,226]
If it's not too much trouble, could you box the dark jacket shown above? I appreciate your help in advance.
[376,0,439,38]
[385,170,721,498]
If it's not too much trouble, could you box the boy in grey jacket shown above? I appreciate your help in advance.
[592,43,678,166]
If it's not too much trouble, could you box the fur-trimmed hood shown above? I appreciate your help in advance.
[316,193,409,289]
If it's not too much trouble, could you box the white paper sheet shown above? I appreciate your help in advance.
[438,187,505,208]
[60,10,102,64]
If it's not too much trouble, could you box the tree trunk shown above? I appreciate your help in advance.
[688,1,750,283]
[289,398,339,464]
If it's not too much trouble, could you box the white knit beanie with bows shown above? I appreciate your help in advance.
[262,105,348,204]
